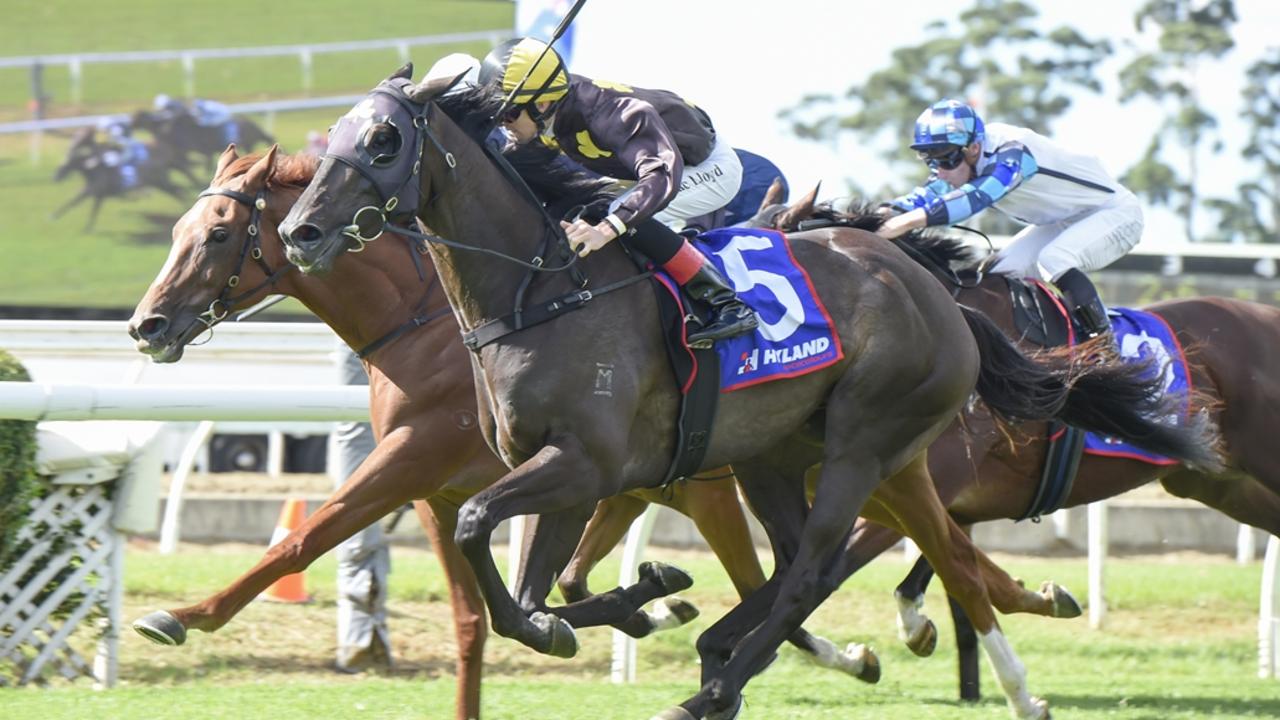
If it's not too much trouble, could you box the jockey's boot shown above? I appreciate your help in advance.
[1054,268,1111,339]
[683,261,758,349]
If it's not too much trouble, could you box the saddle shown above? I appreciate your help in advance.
[1003,276,1084,522]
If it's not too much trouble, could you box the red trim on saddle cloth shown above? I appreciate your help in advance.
[662,241,704,286]
[653,271,698,395]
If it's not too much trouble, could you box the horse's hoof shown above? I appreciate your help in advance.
[707,694,743,720]
[132,610,187,646]
[906,618,937,657]
[649,709,697,720]
[1042,582,1082,619]
[849,643,881,684]
[650,596,701,631]
[639,561,694,594]
[530,611,578,658]
[1024,696,1050,720]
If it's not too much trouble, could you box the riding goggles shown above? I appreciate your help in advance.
[917,146,967,171]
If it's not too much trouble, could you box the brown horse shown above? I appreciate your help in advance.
[751,191,1280,695]
[132,109,274,169]
[277,68,1218,719]
[125,146,871,720]
[51,127,192,231]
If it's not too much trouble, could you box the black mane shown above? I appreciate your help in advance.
[808,200,981,273]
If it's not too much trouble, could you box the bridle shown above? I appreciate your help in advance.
[321,77,585,274]
[192,185,293,332]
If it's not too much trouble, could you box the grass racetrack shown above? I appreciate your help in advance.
[3,543,1279,719]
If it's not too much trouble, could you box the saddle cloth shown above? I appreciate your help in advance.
[1010,279,1191,466]
[690,227,843,392]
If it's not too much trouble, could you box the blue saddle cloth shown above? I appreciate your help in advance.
[1082,307,1191,465]
[687,227,843,392]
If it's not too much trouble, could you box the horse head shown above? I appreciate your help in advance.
[54,127,98,181]
[280,63,466,275]
[128,144,289,362]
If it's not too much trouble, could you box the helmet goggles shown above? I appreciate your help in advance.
[917,145,967,171]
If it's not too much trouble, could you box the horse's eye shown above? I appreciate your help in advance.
[209,227,230,244]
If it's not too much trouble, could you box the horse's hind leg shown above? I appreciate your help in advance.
[419,499,486,720]
[132,433,447,644]
[1162,469,1280,537]
[558,493,649,604]
[875,455,1048,720]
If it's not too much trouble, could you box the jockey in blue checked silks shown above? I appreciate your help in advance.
[876,99,1144,339]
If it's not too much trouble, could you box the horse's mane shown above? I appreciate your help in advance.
[806,200,981,272]
[219,152,319,191]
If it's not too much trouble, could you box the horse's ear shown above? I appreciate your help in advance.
[408,70,467,104]
[775,182,820,232]
[759,178,787,213]
[214,144,239,180]
[390,62,414,81]
[241,144,278,191]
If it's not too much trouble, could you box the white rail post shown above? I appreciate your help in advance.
[158,420,216,554]
[69,56,83,106]
[181,53,195,99]
[299,49,313,95]
[397,41,411,65]
[507,515,526,594]
[266,429,285,478]
[611,505,659,684]
[93,532,124,688]
[1087,501,1108,629]
[1260,535,1280,678]
[1239,524,1257,565]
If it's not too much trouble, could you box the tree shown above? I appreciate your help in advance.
[1202,49,1280,244]
[783,0,1112,209]
[1117,0,1236,242]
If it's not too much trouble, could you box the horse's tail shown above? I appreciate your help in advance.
[960,305,1222,471]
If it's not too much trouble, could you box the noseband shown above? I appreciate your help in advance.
[194,186,292,330]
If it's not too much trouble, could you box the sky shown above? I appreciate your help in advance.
[521,0,1280,247]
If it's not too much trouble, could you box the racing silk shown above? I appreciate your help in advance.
[542,74,716,227]
[891,123,1120,227]
[192,99,232,127]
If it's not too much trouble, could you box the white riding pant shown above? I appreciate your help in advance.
[611,135,743,231]
[989,188,1144,282]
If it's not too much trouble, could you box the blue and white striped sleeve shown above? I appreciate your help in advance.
[919,143,1038,226]
[889,177,954,213]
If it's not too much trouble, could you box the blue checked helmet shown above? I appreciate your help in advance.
[910,99,985,151]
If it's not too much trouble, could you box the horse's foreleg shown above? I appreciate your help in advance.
[875,454,1048,720]
[421,498,486,720]
[453,434,611,658]
[50,188,90,220]
[83,196,105,233]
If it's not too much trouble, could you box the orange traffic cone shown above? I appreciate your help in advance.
[261,497,311,603]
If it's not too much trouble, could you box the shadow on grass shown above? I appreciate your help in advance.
[1047,692,1280,715]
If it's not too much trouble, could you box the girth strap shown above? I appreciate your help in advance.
[462,272,651,352]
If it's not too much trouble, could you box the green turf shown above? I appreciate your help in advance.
[0,1,511,313]
[3,546,1279,719]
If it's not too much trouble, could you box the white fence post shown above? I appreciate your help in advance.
[1260,535,1280,678]
[181,53,195,99]
[1239,524,1257,565]
[1088,501,1108,629]
[299,49,313,94]
[611,504,659,684]
[158,420,215,554]
[68,56,83,106]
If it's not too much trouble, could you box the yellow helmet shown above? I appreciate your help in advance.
[480,38,570,105]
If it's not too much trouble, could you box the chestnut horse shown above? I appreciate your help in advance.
[126,147,870,720]
[277,68,1218,719]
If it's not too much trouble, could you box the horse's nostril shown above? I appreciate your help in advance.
[134,316,169,341]
[286,222,323,245]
